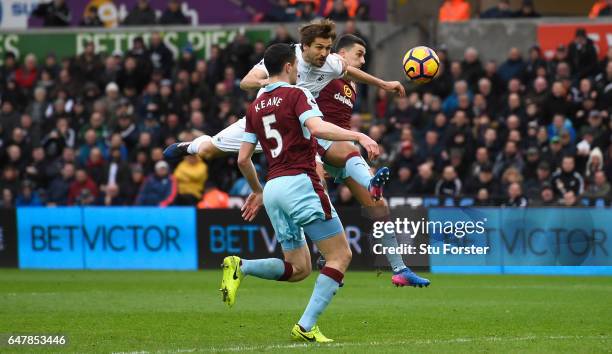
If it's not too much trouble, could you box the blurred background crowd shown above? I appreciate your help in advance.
[0,0,610,208]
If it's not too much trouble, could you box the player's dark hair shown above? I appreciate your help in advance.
[299,19,336,46]
[333,34,366,53]
[263,43,297,76]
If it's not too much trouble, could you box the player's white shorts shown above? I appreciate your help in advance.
[211,117,263,153]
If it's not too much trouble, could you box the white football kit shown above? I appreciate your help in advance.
[211,45,345,153]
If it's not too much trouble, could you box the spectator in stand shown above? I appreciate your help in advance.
[567,28,599,80]
[148,32,174,79]
[435,165,462,197]
[551,156,585,197]
[513,0,540,17]
[525,159,551,199]
[136,160,176,206]
[80,6,103,27]
[465,164,499,197]
[116,56,147,94]
[524,46,546,83]
[0,166,20,198]
[267,25,297,47]
[24,147,51,189]
[86,147,108,186]
[335,185,358,206]
[392,140,420,175]
[480,0,513,19]
[324,0,354,21]
[462,47,484,91]
[16,180,43,207]
[0,52,17,86]
[27,87,50,129]
[4,145,26,175]
[160,0,190,25]
[15,54,38,91]
[474,188,492,206]
[498,47,525,85]
[438,0,471,22]
[268,0,299,22]
[68,168,99,205]
[0,189,14,208]
[197,181,229,208]
[442,81,472,116]
[173,155,207,205]
[226,35,255,79]
[354,2,370,20]
[548,114,576,144]
[98,183,124,206]
[589,0,612,18]
[75,42,104,85]
[584,171,611,198]
[559,190,579,207]
[493,141,524,178]
[32,0,71,27]
[297,2,317,21]
[585,147,604,185]
[531,183,556,206]
[503,182,528,207]
[46,162,75,205]
[387,166,413,196]
[120,166,145,205]
[122,0,157,26]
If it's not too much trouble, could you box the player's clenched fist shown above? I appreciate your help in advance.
[381,80,406,97]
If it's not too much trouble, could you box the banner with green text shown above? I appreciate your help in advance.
[0,27,272,64]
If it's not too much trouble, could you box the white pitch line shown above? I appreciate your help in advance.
[130,334,610,353]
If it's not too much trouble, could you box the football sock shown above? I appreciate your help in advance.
[381,229,408,273]
[240,258,292,281]
[345,153,372,190]
[187,135,211,155]
[298,267,343,331]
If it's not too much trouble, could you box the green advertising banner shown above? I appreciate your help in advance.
[0,27,272,64]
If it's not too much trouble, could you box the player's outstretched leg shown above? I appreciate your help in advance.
[344,178,430,288]
[220,249,311,307]
[323,142,390,200]
[164,135,212,160]
[292,229,351,343]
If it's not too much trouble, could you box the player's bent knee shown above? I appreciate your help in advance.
[288,263,311,282]
[340,248,352,268]
[324,246,352,273]
[324,142,359,167]
[198,140,219,160]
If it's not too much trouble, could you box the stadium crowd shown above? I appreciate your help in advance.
[439,0,611,22]
[31,0,372,27]
[0,19,611,207]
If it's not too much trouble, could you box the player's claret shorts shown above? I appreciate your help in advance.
[263,173,344,250]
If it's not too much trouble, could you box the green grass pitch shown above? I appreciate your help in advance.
[1,270,611,353]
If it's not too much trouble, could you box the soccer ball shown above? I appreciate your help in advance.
[402,46,440,84]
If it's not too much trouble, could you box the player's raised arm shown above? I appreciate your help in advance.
[240,61,270,91]
[346,66,406,97]
[305,117,380,161]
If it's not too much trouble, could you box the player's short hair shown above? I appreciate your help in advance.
[299,19,336,46]
[333,34,366,53]
[263,43,297,76]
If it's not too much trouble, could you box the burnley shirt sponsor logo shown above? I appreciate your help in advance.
[334,92,354,108]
